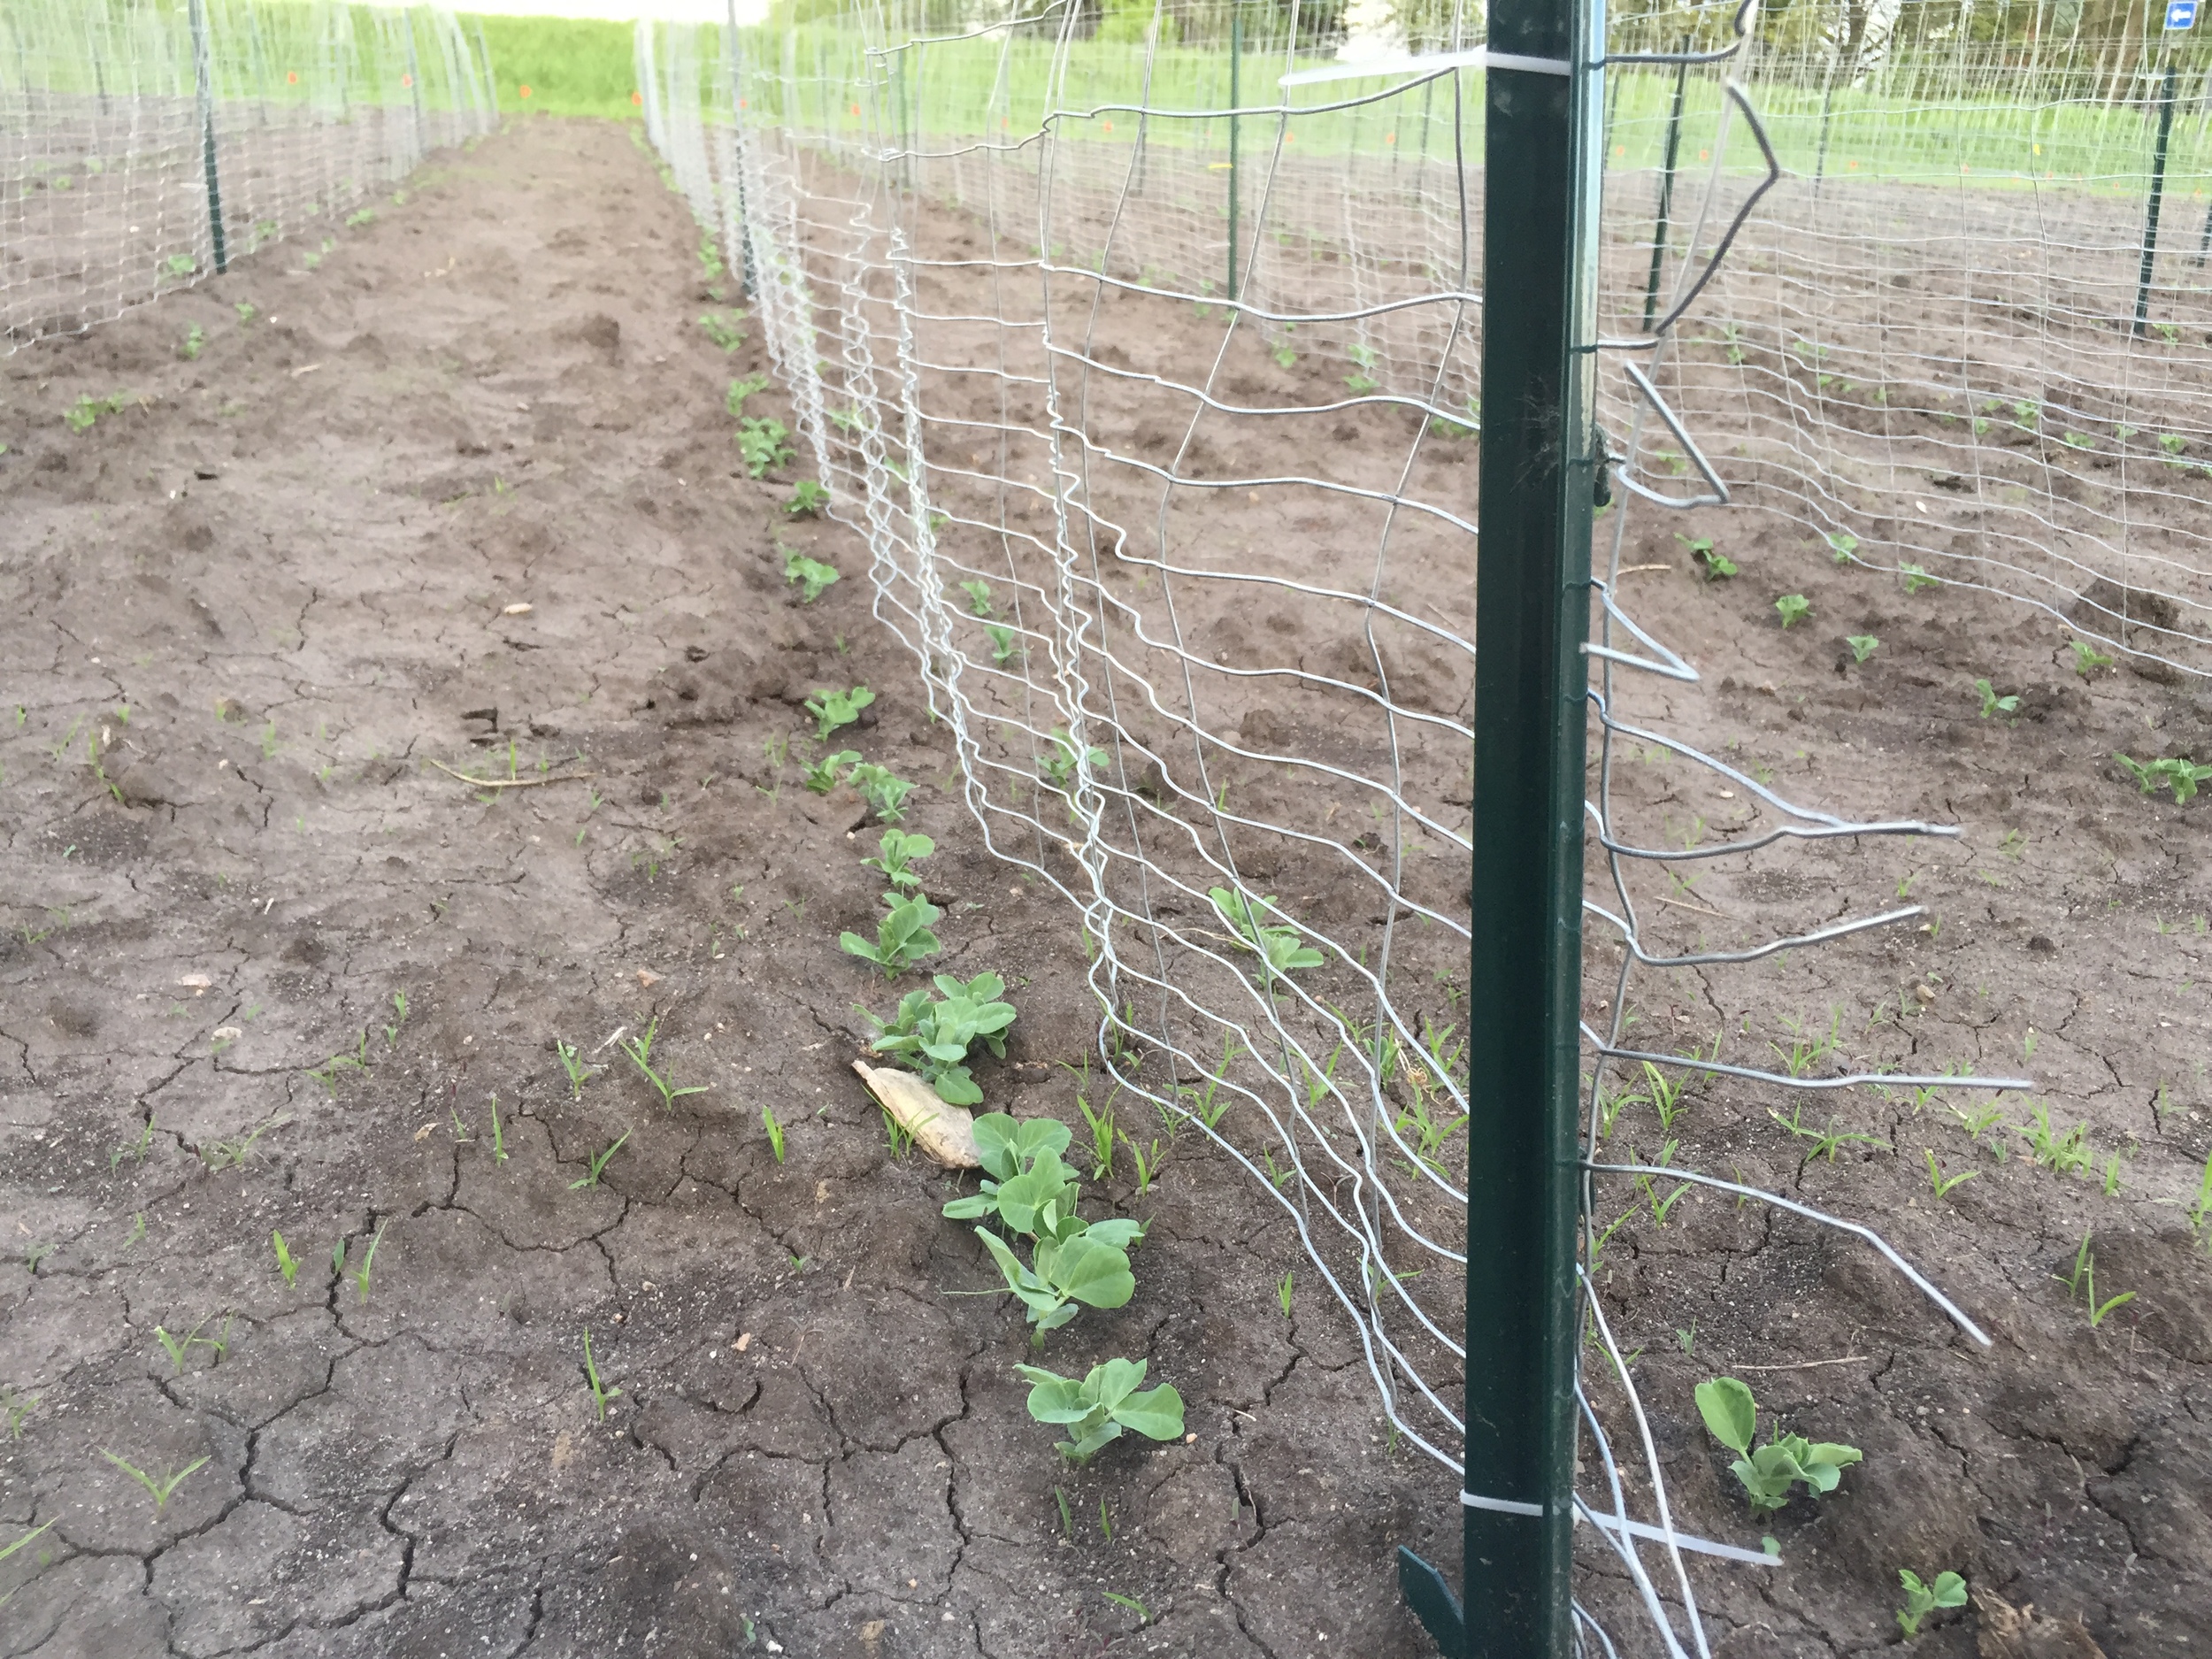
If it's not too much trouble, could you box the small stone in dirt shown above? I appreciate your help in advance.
[502,602,533,616]
[636,968,663,987]
[178,972,211,992]
[735,1332,751,1351]
[2030,935,2056,953]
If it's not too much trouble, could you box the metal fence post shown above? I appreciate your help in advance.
[725,0,758,298]
[188,0,229,273]
[1641,48,1687,332]
[403,9,427,163]
[2135,62,2179,337]
[1226,7,1241,303]
[1396,0,1599,1651]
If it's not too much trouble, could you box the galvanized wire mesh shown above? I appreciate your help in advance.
[645,3,2034,1647]
[2,0,495,349]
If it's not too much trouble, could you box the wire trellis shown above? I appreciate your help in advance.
[2,0,495,351]
[646,2,2036,1648]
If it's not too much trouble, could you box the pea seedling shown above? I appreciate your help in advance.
[1037,727,1106,794]
[958,578,995,617]
[2116,751,2211,804]
[845,761,913,822]
[1013,1357,1184,1463]
[2069,638,2115,677]
[803,749,862,794]
[180,324,204,361]
[1210,887,1325,979]
[1678,533,1736,580]
[738,417,795,477]
[1694,1376,1863,1511]
[785,480,829,517]
[581,1328,623,1419]
[619,1016,709,1109]
[1974,678,2020,719]
[862,828,933,891]
[698,310,748,351]
[784,549,841,601]
[1773,593,1810,628]
[569,1129,631,1189]
[101,1449,210,1514]
[1846,634,1878,664]
[987,623,1020,664]
[725,373,770,418]
[1901,564,1940,595]
[1896,1569,1967,1639]
[840,892,943,977]
[805,684,875,739]
[864,971,1018,1103]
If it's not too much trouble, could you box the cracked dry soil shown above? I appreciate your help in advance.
[0,119,1447,1659]
[2,115,2211,1659]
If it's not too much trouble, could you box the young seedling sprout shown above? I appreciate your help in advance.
[1773,593,1811,629]
[101,1449,210,1514]
[762,1105,787,1164]
[1694,1376,1863,1512]
[725,373,769,419]
[862,828,933,891]
[803,749,860,794]
[2055,1229,2135,1327]
[960,579,995,617]
[1846,634,1878,664]
[334,1220,388,1303]
[841,893,944,979]
[784,549,841,602]
[2115,751,2212,804]
[619,1016,709,1109]
[785,480,829,518]
[1014,1357,1185,1463]
[2068,639,2115,677]
[845,762,914,822]
[1974,678,2020,719]
[1678,533,1736,580]
[272,1231,298,1286]
[805,685,875,740]
[557,1038,595,1099]
[581,1328,624,1420]
[1896,1570,1968,1639]
[569,1129,631,1189]
[738,417,795,478]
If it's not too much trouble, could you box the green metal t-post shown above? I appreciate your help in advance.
[188,0,229,274]
[1226,9,1242,303]
[2133,62,2178,339]
[1396,0,1601,1653]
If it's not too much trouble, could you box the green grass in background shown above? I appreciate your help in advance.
[465,14,638,119]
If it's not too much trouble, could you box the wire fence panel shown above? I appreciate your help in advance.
[1,0,495,350]
[647,2,2058,1647]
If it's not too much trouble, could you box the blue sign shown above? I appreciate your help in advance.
[2168,0,2196,30]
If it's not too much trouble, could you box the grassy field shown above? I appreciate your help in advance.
[464,13,640,119]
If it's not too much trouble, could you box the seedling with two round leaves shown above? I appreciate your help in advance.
[1896,1570,1967,1638]
[698,310,748,351]
[805,684,875,740]
[1694,1375,1863,1511]
[784,549,841,602]
[738,416,795,477]
[1845,634,1879,664]
[2068,638,2115,677]
[619,1016,709,1109]
[959,579,995,617]
[785,480,829,518]
[863,829,933,891]
[1975,678,2020,719]
[1678,533,1736,580]
[986,623,1021,664]
[840,893,942,977]
[1774,593,1811,629]
[865,972,1018,1104]
[1209,887,1325,979]
[1014,1356,1184,1463]
[948,1112,1079,1220]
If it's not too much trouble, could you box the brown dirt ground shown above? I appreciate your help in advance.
[1,113,2208,1659]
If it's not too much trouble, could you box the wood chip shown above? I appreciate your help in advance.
[851,1061,979,1168]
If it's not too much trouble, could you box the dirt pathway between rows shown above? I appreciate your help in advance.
[0,119,1444,1658]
